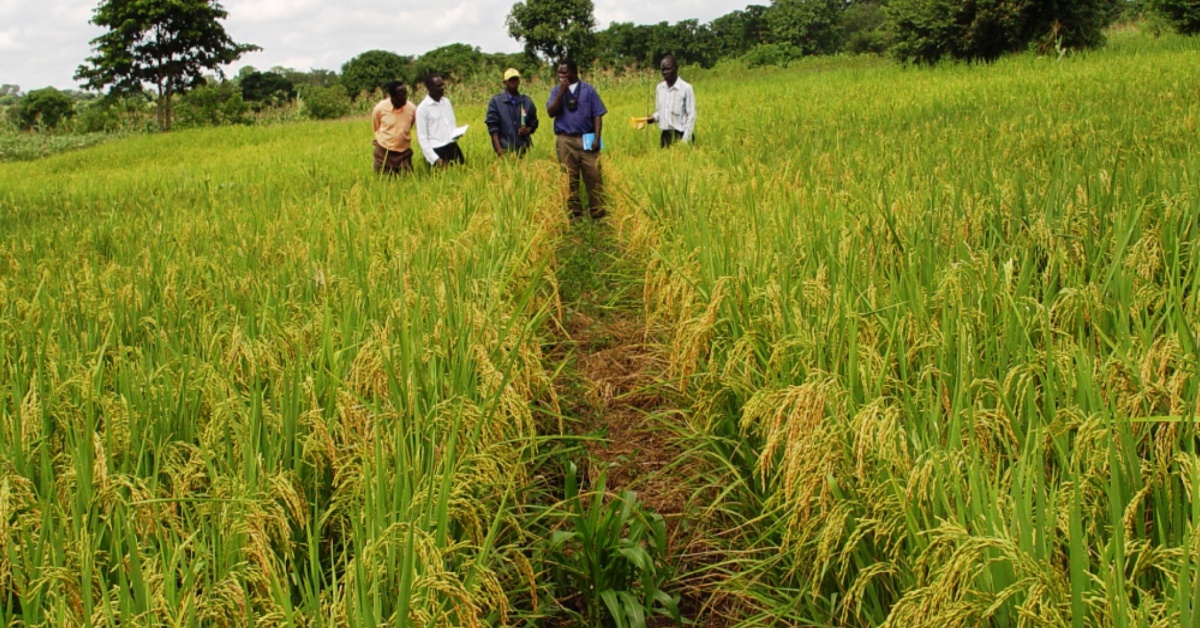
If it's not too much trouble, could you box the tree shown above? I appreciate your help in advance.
[888,0,1123,64]
[653,19,720,67]
[74,0,258,131]
[175,79,249,128]
[484,52,540,78]
[842,1,892,54]
[595,21,654,67]
[0,84,20,107]
[273,67,339,90]
[767,0,846,57]
[710,6,772,59]
[507,0,597,63]
[1027,0,1125,51]
[239,71,295,107]
[1151,0,1200,34]
[340,50,413,100]
[10,88,76,130]
[300,85,350,120]
[416,43,486,82]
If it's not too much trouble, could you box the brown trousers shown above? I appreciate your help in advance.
[554,134,605,218]
[373,142,414,175]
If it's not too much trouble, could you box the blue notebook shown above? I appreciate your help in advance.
[582,133,604,151]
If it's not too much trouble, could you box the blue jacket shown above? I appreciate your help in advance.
[485,92,539,151]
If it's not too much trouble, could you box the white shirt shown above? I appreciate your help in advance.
[416,95,458,165]
[653,78,696,142]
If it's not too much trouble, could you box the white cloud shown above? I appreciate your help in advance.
[227,0,320,24]
[1,0,755,91]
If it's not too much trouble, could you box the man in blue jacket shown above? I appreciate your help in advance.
[486,68,538,157]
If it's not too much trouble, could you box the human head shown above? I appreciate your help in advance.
[424,74,445,101]
[385,80,408,107]
[660,55,678,85]
[503,68,521,95]
[556,58,579,84]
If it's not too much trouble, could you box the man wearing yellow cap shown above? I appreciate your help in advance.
[485,68,539,157]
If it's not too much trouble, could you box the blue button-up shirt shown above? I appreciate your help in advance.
[547,81,607,135]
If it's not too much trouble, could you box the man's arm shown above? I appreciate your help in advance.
[372,105,382,133]
[525,97,538,133]
[415,106,440,165]
[485,99,503,154]
[485,98,501,136]
[546,83,567,117]
[590,115,603,153]
[588,88,607,152]
[682,85,696,142]
[649,85,661,124]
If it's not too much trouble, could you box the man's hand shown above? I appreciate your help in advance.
[435,159,446,167]
[518,126,531,136]
[495,148,506,157]
[589,136,602,153]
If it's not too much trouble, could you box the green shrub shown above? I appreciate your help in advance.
[300,85,351,120]
[239,71,296,108]
[888,0,1123,63]
[10,87,75,130]
[742,42,799,67]
[174,82,250,128]
[75,95,156,133]
[1151,0,1200,34]
[843,1,893,54]
[0,84,18,108]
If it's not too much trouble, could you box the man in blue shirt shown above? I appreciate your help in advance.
[486,68,539,157]
[546,58,607,220]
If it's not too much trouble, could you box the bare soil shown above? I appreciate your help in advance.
[543,225,730,626]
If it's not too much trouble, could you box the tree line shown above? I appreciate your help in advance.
[517,0,1198,68]
[4,0,1199,133]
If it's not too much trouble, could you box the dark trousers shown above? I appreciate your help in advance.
[373,142,414,175]
[660,129,692,148]
[555,134,605,219]
[433,142,465,165]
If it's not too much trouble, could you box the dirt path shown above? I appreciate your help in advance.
[562,308,688,519]
[547,221,707,623]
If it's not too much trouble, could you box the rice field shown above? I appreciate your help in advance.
[1,27,1198,627]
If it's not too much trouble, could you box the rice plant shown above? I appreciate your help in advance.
[0,119,566,624]
[2,25,1199,627]
[613,29,1200,627]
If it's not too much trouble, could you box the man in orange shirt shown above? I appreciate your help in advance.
[372,81,417,175]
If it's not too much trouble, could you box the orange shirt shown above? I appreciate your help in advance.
[372,99,416,152]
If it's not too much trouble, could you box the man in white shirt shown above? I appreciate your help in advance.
[416,74,465,167]
[648,55,696,148]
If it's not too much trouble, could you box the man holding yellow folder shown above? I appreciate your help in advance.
[648,54,696,147]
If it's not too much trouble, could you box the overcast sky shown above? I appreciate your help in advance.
[0,1,756,91]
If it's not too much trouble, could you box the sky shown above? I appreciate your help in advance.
[0,0,757,92]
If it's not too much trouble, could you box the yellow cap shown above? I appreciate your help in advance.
[503,68,521,81]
